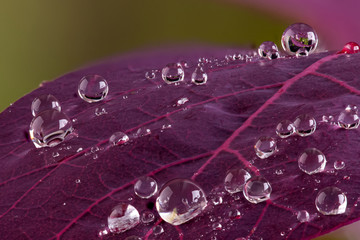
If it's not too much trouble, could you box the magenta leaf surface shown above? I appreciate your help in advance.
[1,46,360,240]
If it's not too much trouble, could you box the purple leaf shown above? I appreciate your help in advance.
[1,46,360,240]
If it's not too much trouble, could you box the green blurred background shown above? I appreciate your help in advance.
[0,1,357,239]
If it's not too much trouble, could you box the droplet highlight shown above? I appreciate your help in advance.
[191,67,208,85]
[109,132,129,146]
[78,75,109,103]
[281,23,318,56]
[243,176,272,204]
[224,168,251,194]
[31,94,61,116]
[276,120,295,138]
[315,187,347,215]
[29,109,73,148]
[108,203,140,233]
[134,176,158,199]
[258,41,280,60]
[156,178,207,225]
[254,136,277,159]
[298,148,326,175]
[293,114,316,136]
[161,63,184,84]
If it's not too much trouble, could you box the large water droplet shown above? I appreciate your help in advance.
[161,63,184,84]
[339,42,360,54]
[276,120,295,138]
[297,210,310,223]
[337,106,360,129]
[334,160,345,170]
[224,168,251,194]
[243,176,272,204]
[29,109,73,148]
[258,41,280,60]
[315,187,347,215]
[293,114,316,136]
[78,75,109,103]
[108,203,140,233]
[254,136,277,159]
[298,148,326,175]
[141,210,155,224]
[281,23,318,56]
[31,94,61,116]
[134,176,158,199]
[191,67,208,85]
[156,179,207,225]
[109,132,129,146]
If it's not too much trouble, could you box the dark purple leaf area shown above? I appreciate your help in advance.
[1,46,360,240]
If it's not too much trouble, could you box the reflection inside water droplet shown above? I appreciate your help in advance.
[161,63,184,84]
[243,176,272,204]
[337,105,360,129]
[258,41,280,60]
[224,168,251,194]
[298,148,326,175]
[191,67,208,85]
[108,203,140,233]
[31,94,61,116]
[293,114,316,136]
[254,136,277,159]
[276,120,295,138]
[315,187,347,215]
[78,75,109,103]
[134,176,158,199]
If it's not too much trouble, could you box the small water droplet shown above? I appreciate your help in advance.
[339,42,360,54]
[95,107,107,116]
[75,179,81,184]
[276,120,295,138]
[254,136,277,159]
[29,109,73,148]
[31,94,61,116]
[108,203,140,233]
[76,147,83,152]
[280,232,285,237]
[297,210,310,222]
[141,210,155,224]
[293,114,316,136]
[52,152,60,158]
[243,176,272,204]
[334,160,345,170]
[152,225,164,235]
[212,222,222,231]
[275,169,283,175]
[298,148,326,175]
[281,23,318,56]
[179,60,189,68]
[258,41,280,60]
[176,97,189,106]
[78,75,109,103]
[134,176,158,199]
[343,176,350,180]
[155,179,207,225]
[145,70,156,79]
[337,106,360,129]
[209,215,217,222]
[191,67,208,85]
[210,195,223,206]
[228,209,241,220]
[224,168,251,194]
[109,132,129,146]
[161,63,184,84]
[315,187,347,215]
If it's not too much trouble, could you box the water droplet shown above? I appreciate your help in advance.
[141,210,155,224]
[191,67,208,85]
[281,23,318,56]
[298,148,326,175]
[109,132,129,146]
[334,160,345,170]
[243,176,272,204]
[134,176,158,199]
[276,120,295,138]
[125,236,142,240]
[78,75,109,103]
[297,210,310,223]
[52,152,59,158]
[145,70,156,79]
[293,114,316,136]
[228,209,241,220]
[179,60,189,68]
[155,178,207,225]
[275,169,283,175]
[152,225,164,235]
[161,63,184,84]
[337,106,360,129]
[75,179,81,184]
[95,107,107,116]
[280,232,285,237]
[91,146,99,153]
[339,42,360,54]
[210,195,223,206]
[212,223,222,231]
[315,187,347,215]
[29,110,73,148]
[108,203,140,233]
[224,168,251,194]
[254,136,277,159]
[258,41,280,60]
[31,94,61,116]
[93,154,98,159]
[176,97,189,106]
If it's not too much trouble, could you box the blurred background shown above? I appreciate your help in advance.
[0,1,359,239]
